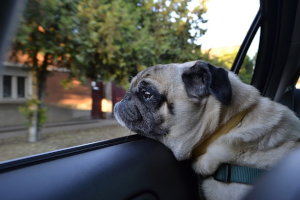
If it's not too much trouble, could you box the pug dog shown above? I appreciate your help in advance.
[114,60,300,200]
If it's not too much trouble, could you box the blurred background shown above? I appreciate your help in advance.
[0,0,260,161]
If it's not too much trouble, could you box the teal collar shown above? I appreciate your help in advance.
[197,164,267,199]
[213,163,267,185]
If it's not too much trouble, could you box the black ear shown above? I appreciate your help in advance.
[181,61,232,105]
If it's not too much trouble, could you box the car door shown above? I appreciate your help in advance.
[0,135,200,200]
[1,0,300,200]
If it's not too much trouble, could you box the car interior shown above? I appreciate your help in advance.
[1,0,300,200]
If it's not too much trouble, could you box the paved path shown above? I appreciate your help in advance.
[0,119,119,139]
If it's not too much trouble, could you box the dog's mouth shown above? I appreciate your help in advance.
[124,105,142,121]
[114,102,141,125]
[114,102,144,133]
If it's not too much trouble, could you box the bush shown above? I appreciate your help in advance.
[19,98,47,128]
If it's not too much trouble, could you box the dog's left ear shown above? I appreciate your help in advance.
[182,61,232,105]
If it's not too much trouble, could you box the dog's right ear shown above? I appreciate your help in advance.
[182,61,232,105]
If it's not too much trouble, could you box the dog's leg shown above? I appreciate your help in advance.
[192,138,237,176]
[202,177,252,200]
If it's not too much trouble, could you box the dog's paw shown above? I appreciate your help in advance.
[193,141,237,176]
[193,155,220,175]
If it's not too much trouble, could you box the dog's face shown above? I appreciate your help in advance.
[114,61,234,158]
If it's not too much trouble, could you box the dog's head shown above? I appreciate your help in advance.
[114,61,231,135]
[114,60,257,160]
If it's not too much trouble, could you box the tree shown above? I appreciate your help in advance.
[12,0,208,141]
[238,54,255,84]
[12,0,79,142]
[71,0,208,86]
[201,50,255,84]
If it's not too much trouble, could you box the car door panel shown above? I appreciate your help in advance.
[0,137,200,200]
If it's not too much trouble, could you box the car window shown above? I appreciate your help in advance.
[199,0,260,84]
[296,78,300,89]
[238,27,261,84]
[0,0,260,162]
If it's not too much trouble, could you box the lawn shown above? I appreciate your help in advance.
[0,125,130,162]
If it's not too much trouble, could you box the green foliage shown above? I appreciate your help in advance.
[12,0,79,68]
[60,78,75,90]
[19,99,47,128]
[12,0,81,137]
[201,51,255,84]
[13,0,254,91]
[239,55,255,84]
[13,0,208,87]
[71,0,208,85]
[201,52,228,69]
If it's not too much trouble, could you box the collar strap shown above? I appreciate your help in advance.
[213,163,267,185]
[192,109,249,158]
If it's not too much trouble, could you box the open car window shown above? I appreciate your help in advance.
[0,0,259,163]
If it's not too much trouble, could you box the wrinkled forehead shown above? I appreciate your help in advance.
[130,64,169,87]
[130,61,198,89]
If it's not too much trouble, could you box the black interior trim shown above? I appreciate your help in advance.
[0,0,25,76]
[132,193,158,200]
[273,0,300,101]
[0,138,200,200]
[252,0,299,99]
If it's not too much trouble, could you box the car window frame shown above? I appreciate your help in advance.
[230,9,261,76]
[0,0,284,168]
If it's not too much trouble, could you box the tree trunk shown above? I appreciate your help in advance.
[35,53,49,139]
[28,110,38,142]
[37,53,49,105]
[28,49,39,142]
[28,52,49,142]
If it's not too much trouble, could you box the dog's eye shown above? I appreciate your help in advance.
[142,89,152,100]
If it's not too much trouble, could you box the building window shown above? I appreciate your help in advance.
[17,77,25,98]
[3,75,12,98]
[1,75,27,99]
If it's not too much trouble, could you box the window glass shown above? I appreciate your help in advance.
[238,27,261,84]
[199,0,260,84]
[0,0,260,162]
[17,77,25,98]
[3,75,12,98]
[296,78,300,89]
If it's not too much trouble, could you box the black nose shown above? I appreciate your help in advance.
[124,92,132,100]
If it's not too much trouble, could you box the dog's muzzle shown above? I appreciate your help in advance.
[114,94,142,124]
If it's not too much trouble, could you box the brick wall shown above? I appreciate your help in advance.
[112,84,126,108]
[45,71,92,110]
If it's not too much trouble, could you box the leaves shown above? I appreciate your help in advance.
[12,0,80,67]
[70,0,208,85]
[18,98,47,128]
[13,0,208,87]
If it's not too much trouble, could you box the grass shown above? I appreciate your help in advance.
[0,125,130,162]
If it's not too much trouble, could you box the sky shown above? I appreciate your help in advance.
[189,0,260,57]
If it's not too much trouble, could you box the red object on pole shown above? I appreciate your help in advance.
[91,81,103,119]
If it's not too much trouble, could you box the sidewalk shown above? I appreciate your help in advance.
[0,119,120,139]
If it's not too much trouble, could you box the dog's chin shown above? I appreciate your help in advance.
[118,118,169,139]
[114,102,169,138]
